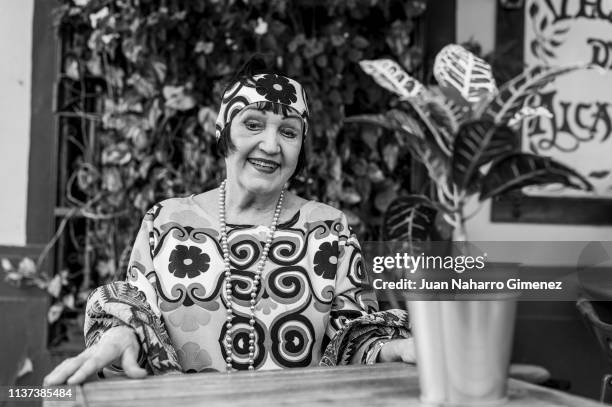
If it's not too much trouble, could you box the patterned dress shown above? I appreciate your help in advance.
[84,196,411,375]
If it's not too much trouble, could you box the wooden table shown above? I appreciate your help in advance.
[45,363,604,407]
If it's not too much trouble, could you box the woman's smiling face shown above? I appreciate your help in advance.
[225,105,303,195]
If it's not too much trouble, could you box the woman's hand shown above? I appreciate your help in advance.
[377,338,416,364]
[43,326,147,385]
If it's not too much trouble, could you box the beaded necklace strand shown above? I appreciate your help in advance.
[219,180,285,371]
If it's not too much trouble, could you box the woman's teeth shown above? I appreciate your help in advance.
[248,158,279,171]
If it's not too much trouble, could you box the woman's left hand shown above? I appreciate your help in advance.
[377,338,416,364]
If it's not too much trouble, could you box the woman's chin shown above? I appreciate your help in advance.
[240,174,285,195]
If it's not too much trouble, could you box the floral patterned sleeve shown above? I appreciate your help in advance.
[320,213,411,367]
[83,210,181,376]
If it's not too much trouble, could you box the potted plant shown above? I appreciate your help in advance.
[348,44,595,405]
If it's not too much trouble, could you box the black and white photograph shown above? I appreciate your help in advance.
[1,0,612,406]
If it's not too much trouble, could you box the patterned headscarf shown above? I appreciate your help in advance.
[215,73,310,139]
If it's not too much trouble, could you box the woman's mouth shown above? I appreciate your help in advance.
[247,158,280,173]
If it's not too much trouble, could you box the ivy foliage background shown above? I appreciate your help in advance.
[49,0,426,344]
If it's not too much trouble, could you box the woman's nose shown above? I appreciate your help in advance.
[259,127,281,154]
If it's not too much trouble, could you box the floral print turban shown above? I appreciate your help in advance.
[215,73,310,139]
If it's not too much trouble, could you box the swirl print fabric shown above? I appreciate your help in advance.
[84,196,410,374]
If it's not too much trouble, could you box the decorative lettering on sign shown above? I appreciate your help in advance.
[524,0,612,196]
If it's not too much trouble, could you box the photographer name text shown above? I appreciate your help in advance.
[373,278,563,291]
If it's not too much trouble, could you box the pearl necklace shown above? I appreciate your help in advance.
[219,180,284,372]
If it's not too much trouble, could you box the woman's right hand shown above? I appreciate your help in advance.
[43,325,148,385]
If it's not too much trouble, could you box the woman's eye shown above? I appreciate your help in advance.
[281,128,298,138]
[244,120,262,131]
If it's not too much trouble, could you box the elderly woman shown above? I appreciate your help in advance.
[44,61,414,385]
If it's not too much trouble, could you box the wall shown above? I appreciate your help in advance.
[0,0,34,246]
[456,0,497,54]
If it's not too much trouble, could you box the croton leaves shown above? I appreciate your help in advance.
[359,58,425,99]
[451,120,517,192]
[382,195,437,243]
[423,99,457,149]
[356,58,452,158]
[396,100,452,157]
[507,106,553,129]
[482,64,595,125]
[433,44,497,108]
[479,153,593,201]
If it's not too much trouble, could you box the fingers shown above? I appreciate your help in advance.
[45,342,121,385]
[43,327,147,385]
[121,345,147,379]
[65,356,104,385]
[43,355,87,386]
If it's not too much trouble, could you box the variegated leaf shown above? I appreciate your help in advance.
[387,109,426,140]
[483,64,598,125]
[428,86,470,127]
[397,100,452,157]
[451,120,517,192]
[421,148,449,185]
[479,153,593,201]
[507,106,553,129]
[390,107,452,185]
[424,99,457,148]
[392,101,453,184]
[359,59,425,99]
[382,196,438,246]
[433,44,497,108]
